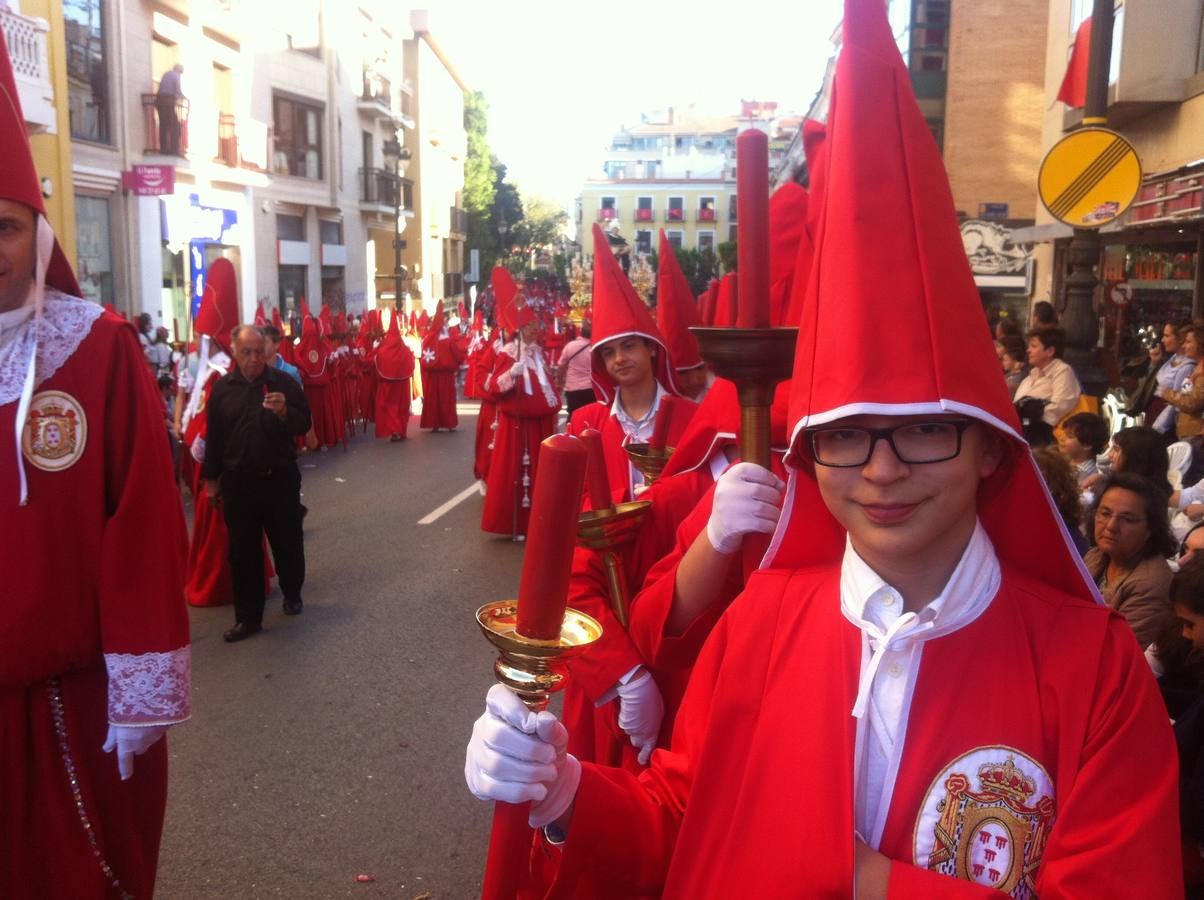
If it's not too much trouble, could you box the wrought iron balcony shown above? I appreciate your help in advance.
[141,93,190,157]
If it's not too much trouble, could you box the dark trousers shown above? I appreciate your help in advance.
[156,98,179,155]
[565,388,595,418]
[220,465,305,626]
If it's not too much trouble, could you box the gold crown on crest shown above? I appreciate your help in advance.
[977,757,1036,804]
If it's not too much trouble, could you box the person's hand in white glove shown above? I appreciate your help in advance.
[614,667,664,765]
[189,436,206,464]
[509,361,525,379]
[102,724,168,780]
[705,462,786,554]
[465,684,580,829]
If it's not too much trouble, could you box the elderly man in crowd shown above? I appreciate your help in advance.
[202,325,311,642]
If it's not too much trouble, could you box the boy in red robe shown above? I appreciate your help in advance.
[567,224,697,504]
[480,303,559,540]
[420,305,466,431]
[464,2,1181,895]
[374,305,415,441]
[0,39,191,897]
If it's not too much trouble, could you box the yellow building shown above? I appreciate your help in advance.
[3,0,76,262]
[577,181,733,257]
[1020,0,1204,365]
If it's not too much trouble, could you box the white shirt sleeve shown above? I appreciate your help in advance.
[1041,362,1082,425]
[1179,482,1204,509]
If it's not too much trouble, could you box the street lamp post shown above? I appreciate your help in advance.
[381,135,412,310]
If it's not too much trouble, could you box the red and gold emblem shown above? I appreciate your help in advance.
[22,390,87,472]
[913,747,1055,898]
[307,349,320,364]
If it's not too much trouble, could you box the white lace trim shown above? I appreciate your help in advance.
[0,292,103,406]
[104,646,193,725]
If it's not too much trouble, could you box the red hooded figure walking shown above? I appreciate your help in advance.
[375,305,415,441]
[419,304,465,431]
[0,33,191,898]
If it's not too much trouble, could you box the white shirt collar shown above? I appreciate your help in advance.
[839,519,1000,718]
[610,381,667,440]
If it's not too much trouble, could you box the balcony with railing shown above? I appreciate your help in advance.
[597,207,618,222]
[634,207,655,223]
[665,207,685,223]
[359,66,396,121]
[358,168,412,214]
[141,93,190,157]
[1,6,54,133]
[697,206,716,222]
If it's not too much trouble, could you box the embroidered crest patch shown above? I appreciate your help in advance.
[22,390,87,472]
[307,349,320,364]
[913,747,1055,898]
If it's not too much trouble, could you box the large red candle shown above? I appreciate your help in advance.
[579,428,613,513]
[515,434,588,640]
[736,129,770,329]
[650,397,675,452]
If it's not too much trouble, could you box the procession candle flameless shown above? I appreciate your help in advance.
[736,129,770,329]
[515,434,589,640]
[650,398,675,453]
[579,428,613,513]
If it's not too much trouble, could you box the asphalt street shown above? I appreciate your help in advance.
[157,403,521,899]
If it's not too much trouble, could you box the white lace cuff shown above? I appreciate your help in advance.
[104,647,192,725]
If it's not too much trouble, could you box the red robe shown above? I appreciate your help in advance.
[297,339,341,448]
[357,347,377,431]
[481,343,559,537]
[473,340,500,481]
[567,395,698,504]
[375,332,415,439]
[420,329,465,430]
[1,298,191,899]
[547,566,1181,898]
[183,353,236,607]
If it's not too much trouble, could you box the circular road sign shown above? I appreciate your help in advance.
[1038,127,1141,229]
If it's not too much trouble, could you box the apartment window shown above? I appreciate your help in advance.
[697,231,715,254]
[910,0,949,73]
[636,196,653,222]
[599,197,617,221]
[667,196,685,222]
[698,197,716,222]
[728,194,738,221]
[728,224,738,243]
[635,230,652,254]
[319,220,344,245]
[273,94,324,179]
[279,266,307,317]
[73,195,114,304]
[277,214,306,241]
[666,230,683,250]
[65,0,110,143]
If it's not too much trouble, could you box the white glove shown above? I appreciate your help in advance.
[615,668,664,765]
[509,362,525,378]
[189,436,206,463]
[102,724,168,780]
[465,685,580,829]
[705,462,786,554]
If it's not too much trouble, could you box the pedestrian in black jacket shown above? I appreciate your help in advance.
[202,325,311,642]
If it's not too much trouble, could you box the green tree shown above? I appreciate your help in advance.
[509,196,569,270]
[463,91,499,276]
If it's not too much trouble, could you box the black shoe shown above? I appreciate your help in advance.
[223,622,262,642]
[283,597,303,615]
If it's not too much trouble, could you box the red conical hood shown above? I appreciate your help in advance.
[194,258,239,352]
[712,272,738,328]
[376,304,415,381]
[254,302,266,326]
[768,182,811,327]
[698,279,720,327]
[492,266,518,333]
[319,304,332,336]
[589,224,679,402]
[0,32,80,298]
[765,0,1096,607]
[422,305,446,352]
[271,306,282,329]
[655,230,703,371]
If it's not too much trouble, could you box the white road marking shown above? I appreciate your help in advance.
[418,482,482,525]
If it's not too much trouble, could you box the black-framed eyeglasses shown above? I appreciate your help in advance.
[806,420,977,467]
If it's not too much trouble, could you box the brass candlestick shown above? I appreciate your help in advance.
[475,601,602,711]
[576,500,652,628]
[624,443,674,487]
[690,327,797,468]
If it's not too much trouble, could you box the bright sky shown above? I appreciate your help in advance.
[420,0,844,213]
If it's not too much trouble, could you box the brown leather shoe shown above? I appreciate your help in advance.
[223,622,262,642]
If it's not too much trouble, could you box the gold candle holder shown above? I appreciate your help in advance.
[576,500,652,629]
[690,327,797,469]
[624,443,674,487]
[476,601,603,711]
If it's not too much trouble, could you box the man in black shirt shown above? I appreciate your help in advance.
[202,325,312,642]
